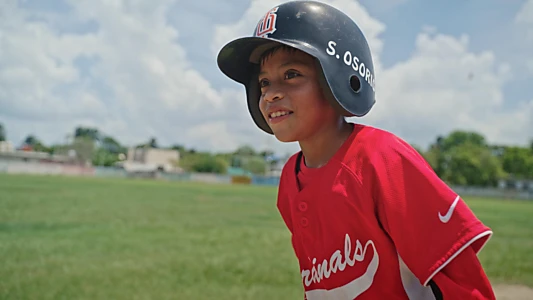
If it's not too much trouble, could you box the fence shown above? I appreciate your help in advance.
[1,160,532,200]
[0,161,80,176]
[451,185,533,201]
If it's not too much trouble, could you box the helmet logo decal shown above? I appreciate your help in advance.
[255,7,279,38]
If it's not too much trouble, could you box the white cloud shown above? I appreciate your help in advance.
[528,60,533,74]
[360,31,530,147]
[185,121,237,152]
[516,0,533,74]
[325,0,386,62]
[516,0,533,27]
[0,0,239,151]
[1,0,531,158]
[0,1,93,121]
[359,0,409,13]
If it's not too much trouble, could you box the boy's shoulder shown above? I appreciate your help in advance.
[341,124,417,165]
[279,124,418,176]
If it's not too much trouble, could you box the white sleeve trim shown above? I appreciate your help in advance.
[423,230,493,287]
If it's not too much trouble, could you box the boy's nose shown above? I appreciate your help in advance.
[264,88,285,102]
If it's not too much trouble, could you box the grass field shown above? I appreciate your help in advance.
[1,174,532,299]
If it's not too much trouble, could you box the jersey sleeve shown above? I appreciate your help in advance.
[367,133,493,286]
[432,245,496,299]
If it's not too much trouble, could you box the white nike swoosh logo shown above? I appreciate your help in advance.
[438,195,460,223]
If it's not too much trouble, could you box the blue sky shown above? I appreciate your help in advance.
[360,0,531,108]
[1,0,532,156]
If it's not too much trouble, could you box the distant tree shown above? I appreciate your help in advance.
[71,137,95,165]
[19,134,51,152]
[74,127,100,141]
[242,156,267,175]
[234,145,256,156]
[33,143,50,153]
[23,135,39,146]
[439,130,487,152]
[101,136,126,154]
[134,137,159,149]
[180,153,227,174]
[231,155,242,168]
[424,144,447,178]
[259,149,275,158]
[424,130,506,186]
[48,144,70,155]
[149,137,158,148]
[0,123,5,142]
[501,146,533,179]
[441,142,505,186]
[171,144,186,152]
[92,148,120,167]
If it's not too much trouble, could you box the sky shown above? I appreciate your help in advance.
[1,0,532,157]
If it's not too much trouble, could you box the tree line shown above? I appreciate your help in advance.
[0,122,532,186]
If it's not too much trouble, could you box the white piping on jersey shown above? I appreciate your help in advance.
[304,234,379,299]
[423,230,493,287]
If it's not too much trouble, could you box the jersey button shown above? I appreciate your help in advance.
[298,202,308,212]
[301,217,309,227]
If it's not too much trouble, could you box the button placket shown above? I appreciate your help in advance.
[298,200,309,227]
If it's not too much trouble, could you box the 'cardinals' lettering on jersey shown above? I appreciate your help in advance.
[276,124,492,300]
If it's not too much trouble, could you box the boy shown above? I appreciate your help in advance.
[217,1,496,299]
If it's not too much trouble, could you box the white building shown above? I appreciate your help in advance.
[0,141,14,153]
[120,147,181,173]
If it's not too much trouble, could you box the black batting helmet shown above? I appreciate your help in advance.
[217,0,376,134]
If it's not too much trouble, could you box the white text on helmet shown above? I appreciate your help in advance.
[326,41,376,92]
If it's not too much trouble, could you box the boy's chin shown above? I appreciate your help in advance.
[272,131,299,143]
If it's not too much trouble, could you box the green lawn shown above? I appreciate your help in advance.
[0,174,532,299]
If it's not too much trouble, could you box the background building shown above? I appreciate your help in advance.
[120,147,181,173]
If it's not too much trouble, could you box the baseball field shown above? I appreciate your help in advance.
[1,173,532,299]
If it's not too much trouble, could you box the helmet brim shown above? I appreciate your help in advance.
[217,37,299,84]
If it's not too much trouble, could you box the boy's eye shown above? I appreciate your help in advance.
[285,71,300,80]
[259,79,269,87]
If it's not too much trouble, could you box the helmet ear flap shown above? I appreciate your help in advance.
[313,59,354,118]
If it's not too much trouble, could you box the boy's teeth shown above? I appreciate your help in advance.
[271,111,289,118]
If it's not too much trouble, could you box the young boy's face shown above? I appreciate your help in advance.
[258,47,339,143]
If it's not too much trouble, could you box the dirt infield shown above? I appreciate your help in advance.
[494,284,533,300]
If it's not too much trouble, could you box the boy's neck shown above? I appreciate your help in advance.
[299,120,354,168]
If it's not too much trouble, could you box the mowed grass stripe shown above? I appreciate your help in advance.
[0,174,532,299]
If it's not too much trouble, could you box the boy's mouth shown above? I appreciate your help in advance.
[269,110,293,119]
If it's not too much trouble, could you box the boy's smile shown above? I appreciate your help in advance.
[267,109,293,124]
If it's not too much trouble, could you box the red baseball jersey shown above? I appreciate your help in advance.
[276,124,493,299]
